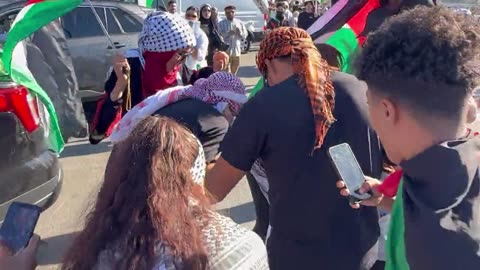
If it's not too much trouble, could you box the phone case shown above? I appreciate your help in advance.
[328,143,372,202]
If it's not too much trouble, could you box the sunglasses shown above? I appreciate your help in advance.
[186,13,198,18]
[203,9,212,12]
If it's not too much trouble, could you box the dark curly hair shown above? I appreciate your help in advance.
[356,6,480,119]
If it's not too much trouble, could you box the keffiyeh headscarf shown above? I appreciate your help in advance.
[257,27,335,149]
[110,72,247,143]
[139,12,196,96]
[191,138,206,185]
[139,11,196,54]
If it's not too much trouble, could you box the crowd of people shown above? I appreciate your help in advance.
[1,0,480,269]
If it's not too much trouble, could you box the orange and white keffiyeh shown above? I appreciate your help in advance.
[257,27,335,149]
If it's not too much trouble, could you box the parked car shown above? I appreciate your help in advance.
[148,0,268,53]
[0,0,149,104]
[0,77,62,222]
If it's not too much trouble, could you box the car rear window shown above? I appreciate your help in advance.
[111,8,143,33]
[63,7,105,38]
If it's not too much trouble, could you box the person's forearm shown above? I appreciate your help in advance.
[110,82,127,102]
[204,157,246,203]
[378,196,394,212]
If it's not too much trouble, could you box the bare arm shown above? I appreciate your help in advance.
[205,157,247,203]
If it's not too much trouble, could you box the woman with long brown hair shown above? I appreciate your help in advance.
[62,116,268,270]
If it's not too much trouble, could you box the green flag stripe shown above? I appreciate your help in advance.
[325,25,360,72]
[147,0,155,7]
[386,178,410,270]
[10,42,64,152]
[2,0,82,153]
[3,0,82,74]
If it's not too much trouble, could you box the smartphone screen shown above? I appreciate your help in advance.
[0,202,41,253]
[328,143,371,202]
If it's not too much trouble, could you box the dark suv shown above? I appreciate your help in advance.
[0,78,62,222]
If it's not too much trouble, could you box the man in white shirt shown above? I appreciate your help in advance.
[218,6,247,75]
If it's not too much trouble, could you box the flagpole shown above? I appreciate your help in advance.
[86,0,117,51]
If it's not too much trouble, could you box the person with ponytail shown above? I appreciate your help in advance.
[205,27,383,269]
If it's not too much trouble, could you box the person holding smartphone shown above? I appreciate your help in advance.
[0,234,39,270]
[338,6,480,270]
[205,27,383,270]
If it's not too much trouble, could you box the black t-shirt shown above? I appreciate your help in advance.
[298,11,317,30]
[155,99,229,163]
[221,72,382,269]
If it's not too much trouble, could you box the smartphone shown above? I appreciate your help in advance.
[0,202,41,253]
[328,143,372,203]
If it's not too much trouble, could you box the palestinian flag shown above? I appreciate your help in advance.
[2,0,82,153]
[307,0,380,72]
[138,0,156,8]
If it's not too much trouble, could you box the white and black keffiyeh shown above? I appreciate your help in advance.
[139,11,196,53]
[190,138,206,185]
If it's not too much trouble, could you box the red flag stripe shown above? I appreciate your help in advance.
[26,0,45,5]
[347,0,380,36]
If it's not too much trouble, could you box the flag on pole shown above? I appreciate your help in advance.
[308,0,380,72]
[308,0,434,72]
[2,0,82,153]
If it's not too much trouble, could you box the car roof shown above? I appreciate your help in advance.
[0,0,148,9]
[0,0,151,18]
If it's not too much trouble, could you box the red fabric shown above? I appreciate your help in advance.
[142,51,180,98]
[347,0,380,37]
[378,169,403,198]
[90,93,123,137]
[26,0,44,5]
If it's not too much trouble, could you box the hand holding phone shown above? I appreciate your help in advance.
[328,143,372,203]
[0,234,40,270]
[0,202,41,254]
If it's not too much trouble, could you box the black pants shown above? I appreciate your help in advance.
[246,172,270,241]
[371,261,385,270]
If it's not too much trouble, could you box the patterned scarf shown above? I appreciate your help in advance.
[138,12,196,96]
[139,11,195,55]
[110,72,247,143]
[256,27,335,149]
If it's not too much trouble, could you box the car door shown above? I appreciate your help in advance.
[63,5,143,101]
[62,6,121,101]
[108,6,143,50]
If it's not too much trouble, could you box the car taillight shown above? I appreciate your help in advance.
[0,85,40,133]
[263,13,268,31]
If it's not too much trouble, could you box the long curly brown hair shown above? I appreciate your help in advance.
[62,116,210,270]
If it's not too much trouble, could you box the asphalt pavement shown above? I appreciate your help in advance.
[34,48,261,269]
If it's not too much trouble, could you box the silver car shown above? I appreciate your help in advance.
[0,0,149,102]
